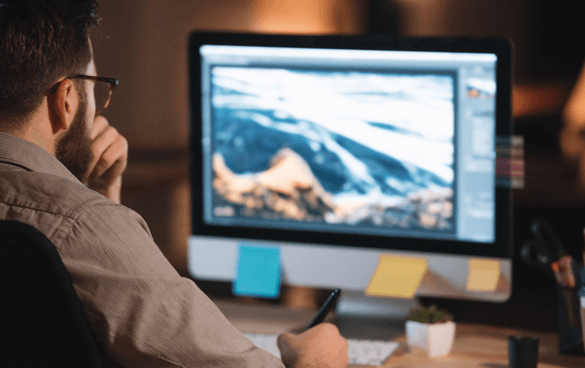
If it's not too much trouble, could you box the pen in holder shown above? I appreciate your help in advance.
[521,221,585,355]
[557,264,584,356]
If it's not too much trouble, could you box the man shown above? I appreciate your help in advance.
[0,1,349,367]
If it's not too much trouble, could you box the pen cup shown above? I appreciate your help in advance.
[580,286,585,353]
[508,336,539,368]
[558,264,585,355]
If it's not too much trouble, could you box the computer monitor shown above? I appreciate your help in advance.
[187,32,513,318]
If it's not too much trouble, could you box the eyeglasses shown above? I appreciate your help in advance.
[47,75,119,115]
[72,75,118,114]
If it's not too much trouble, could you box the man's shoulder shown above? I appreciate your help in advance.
[0,170,151,245]
[0,170,115,219]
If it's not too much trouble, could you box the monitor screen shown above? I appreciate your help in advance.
[190,33,512,260]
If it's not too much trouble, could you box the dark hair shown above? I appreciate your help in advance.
[0,0,99,130]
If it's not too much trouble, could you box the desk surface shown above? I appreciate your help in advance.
[215,300,585,368]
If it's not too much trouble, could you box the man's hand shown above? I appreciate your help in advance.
[277,323,349,368]
[84,116,128,204]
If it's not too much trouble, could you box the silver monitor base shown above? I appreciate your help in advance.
[336,289,419,319]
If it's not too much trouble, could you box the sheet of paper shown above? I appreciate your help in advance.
[365,255,428,299]
[466,259,500,292]
[233,245,281,298]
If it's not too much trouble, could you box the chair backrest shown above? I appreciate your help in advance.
[0,220,106,368]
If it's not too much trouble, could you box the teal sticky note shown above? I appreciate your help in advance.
[233,245,281,298]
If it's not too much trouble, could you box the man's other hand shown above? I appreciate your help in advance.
[277,323,349,368]
[85,116,128,203]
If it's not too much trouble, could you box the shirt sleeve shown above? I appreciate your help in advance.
[54,200,285,368]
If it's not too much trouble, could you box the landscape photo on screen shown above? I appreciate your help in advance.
[210,66,455,233]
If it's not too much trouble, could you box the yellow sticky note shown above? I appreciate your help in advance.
[365,255,428,299]
[466,259,500,292]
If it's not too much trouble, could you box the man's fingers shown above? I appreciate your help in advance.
[83,116,128,203]
[91,115,109,139]
[86,118,117,174]
[89,137,128,181]
[91,122,121,158]
[87,124,125,176]
[85,116,128,187]
[277,324,348,368]
[277,333,295,350]
[277,332,298,367]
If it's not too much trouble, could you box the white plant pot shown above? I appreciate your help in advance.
[405,320,456,357]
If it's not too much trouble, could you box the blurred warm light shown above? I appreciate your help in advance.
[512,84,569,118]
[393,0,451,36]
[560,63,585,162]
[563,63,585,131]
[248,0,361,34]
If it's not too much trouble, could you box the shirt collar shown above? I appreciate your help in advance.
[0,132,82,184]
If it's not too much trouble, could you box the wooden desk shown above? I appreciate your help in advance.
[215,300,585,368]
[386,323,585,368]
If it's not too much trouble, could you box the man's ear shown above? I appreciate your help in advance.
[47,78,78,134]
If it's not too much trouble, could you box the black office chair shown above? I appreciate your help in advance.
[0,220,107,368]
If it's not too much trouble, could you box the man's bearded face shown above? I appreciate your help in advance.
[55,87,93,182]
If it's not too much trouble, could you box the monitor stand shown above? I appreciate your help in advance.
[333,290,418,340]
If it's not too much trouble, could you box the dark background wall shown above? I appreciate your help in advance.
[91,0,585,331]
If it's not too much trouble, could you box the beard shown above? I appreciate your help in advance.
[55,96,93,182]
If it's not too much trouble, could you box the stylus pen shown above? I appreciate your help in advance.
[305,289,341,330]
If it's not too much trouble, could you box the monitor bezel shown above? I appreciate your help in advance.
[189,32,513,259]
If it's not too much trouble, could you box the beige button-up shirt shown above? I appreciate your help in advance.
[0,132,285,368]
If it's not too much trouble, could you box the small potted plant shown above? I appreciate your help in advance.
[405,304,456,357]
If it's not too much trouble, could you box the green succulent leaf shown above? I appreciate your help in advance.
[406,304,453,324]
